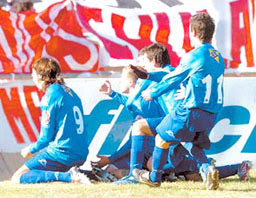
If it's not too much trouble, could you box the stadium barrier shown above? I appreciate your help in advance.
[0,77,256,181]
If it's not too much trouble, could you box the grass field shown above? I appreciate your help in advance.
[1,170,256,198]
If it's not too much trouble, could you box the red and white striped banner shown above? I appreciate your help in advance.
[0,0,255,74]
[0,0,99,74]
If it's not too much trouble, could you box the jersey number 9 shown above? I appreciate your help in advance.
[73,106,84,134]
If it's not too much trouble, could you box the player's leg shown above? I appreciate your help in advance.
[147,109,195,185]
[113,122,157,185]
[107,168,129,179]
[19,170,73,184]
[107,154,130,179]
[113,119,155,185]
[129,119,154,173]
[133,107,194,186]
[182,109,217,182]
[17,151,70,184]
[216,164,241,179]
[183,142,209,180]
[11,164,30,183]
[147,143,192,180]
[14,150,88,184]
[216,161,252,180]
[133,134,169,186]
[163,154,198,175]
[165,144,189,171]
[149,135,170,183]
[12,161,73,184]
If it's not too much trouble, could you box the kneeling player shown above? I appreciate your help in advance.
[11,58,90,184]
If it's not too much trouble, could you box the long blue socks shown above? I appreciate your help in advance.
[150,146,169,183]
[129,135,149,174]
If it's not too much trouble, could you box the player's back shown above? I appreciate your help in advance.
[182,42,225,113]
[44,83,89,165]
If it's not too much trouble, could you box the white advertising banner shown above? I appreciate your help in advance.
[0,77,256,167]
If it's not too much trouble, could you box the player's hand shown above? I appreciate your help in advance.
[142,89,152,101]
[174,84,186,100]
[21,145,34,159]
[130,65,149,79]
[99,80,112,96]
[91,155,110,168]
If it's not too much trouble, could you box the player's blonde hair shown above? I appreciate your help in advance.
[122,65,139,82]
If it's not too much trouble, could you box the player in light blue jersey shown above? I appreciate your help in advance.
[115,44,190,185]
[132,13,225,190]
[92,44,184,184]
[95,64,249,183]
[11,58,90,184]
[93,44,192,185]
[94,65,164,182]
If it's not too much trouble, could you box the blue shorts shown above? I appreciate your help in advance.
[25,150,83,172]
[156,105,216,149]
[146,117,164,136]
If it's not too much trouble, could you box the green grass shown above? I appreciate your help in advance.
[1,170,256,198]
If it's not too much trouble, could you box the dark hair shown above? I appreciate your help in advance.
[11,1,33,13]
[139,43,170,67]
[32,57,64,86]
[190,12,215,43]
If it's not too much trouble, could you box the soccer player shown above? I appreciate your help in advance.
[94,43,188,185]
[96,59,251,184]
[132,13,225,190]
[11,58,90,184]
[95,64,165,183]
[160,157,252,182]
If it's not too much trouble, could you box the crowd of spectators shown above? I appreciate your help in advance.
[1,0,34,13]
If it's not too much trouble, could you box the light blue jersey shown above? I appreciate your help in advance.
[108,65,181,164]
[110,79,165,120]
[29,83,89,166]
[149,43,225,113]
[148,65,182,114]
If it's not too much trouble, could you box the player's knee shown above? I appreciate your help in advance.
[155,135,170,149]
[132,119,152,136]
[132,120,146,135]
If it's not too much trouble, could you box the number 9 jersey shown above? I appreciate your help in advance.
[149,42,225,113]
[29,83,89,166]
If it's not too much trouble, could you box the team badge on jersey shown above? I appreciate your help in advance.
[209,49,219,63]
[61,85,73,97]
[41,110,50,127]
